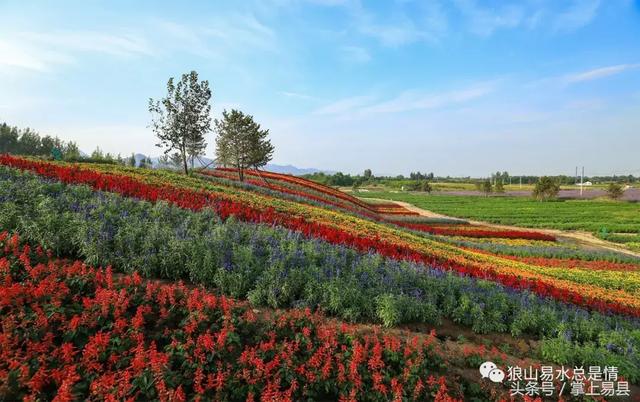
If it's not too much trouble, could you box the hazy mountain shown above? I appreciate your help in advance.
[122,154,329,176]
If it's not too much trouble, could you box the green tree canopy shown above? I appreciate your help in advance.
[532,176,560,201]
[606,183,624,200]
[481,179,492,197]
[214,109,275,182]
[149,70,212,175]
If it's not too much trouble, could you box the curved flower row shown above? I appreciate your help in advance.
[198,170,392,221]
[1,155,638,317]
[205,168,418,216]
[202,169,554,241]
[216,167,385,211]
[472,251,640,272]
[395,222,556,241]
[0,232,462,401]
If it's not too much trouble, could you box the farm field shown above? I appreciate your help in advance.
[1,155,640,400]
[357,191,640,234]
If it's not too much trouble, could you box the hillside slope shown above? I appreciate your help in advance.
[1,155,639,398]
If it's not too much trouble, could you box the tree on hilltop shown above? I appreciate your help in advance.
[149,70,212,175]
[214,109,274,182]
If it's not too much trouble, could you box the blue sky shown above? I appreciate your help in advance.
[1,0,639,176]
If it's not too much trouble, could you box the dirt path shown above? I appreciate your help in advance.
[384,199,640,259]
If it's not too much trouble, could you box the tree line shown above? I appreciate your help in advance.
[0,123,81,159]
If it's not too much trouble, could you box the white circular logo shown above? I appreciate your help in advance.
[480,361,505,383]
[479,361,497,378]
[488,368,505,383]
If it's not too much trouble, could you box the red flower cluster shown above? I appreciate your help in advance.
[0,232,461,401]
[395,222,556,241]
[0,155,633,318]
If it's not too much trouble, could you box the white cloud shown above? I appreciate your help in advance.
[279,91,322,101]
[0,39,70,72]
[349,1,447,46]
[20,31,154,57]
[451,0,602,37]
[312,82,495,117]
[453,0,524,36]
[0,13,278,74]
[202,14,278,53]
[0,30,153,73]
[340,45,371,63]
[358,84,494,115]
[564,64,640,84]
[312,95,376,115]
[553,0,601,32]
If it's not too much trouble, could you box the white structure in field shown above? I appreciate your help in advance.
[577,181,593,186]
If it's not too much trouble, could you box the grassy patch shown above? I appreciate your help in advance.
[359,192,640,233]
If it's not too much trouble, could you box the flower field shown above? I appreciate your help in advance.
[1,155,640,398]
[1,155,637,315]
[0,232,466,401]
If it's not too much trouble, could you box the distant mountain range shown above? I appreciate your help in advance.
[127,154,330,176]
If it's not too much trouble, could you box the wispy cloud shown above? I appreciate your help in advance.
[0,13,278,74]
[340,45,371,63]
[0,39,69,72]
[203,14,278,53]
[313,95,376,115]
[348,1,448,46]
[359,83,494,115]
[0,30,152,72]
[564,64,640,84]
[452,0,524,37]
[451,0,602,37]
[21,31,154,57]
[553,0,601,32]
[313,82,495,117]
[279,91,322,101]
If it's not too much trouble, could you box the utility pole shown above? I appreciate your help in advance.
[575,166,578,185]
[519,176,522,189]
[580,166,584,197]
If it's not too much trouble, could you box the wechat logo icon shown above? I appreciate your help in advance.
[480,361,505,383]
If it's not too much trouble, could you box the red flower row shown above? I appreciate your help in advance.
[396,222,556,241]
[0,155,634,317]
[0,231,460,401]
[471,250,640,272]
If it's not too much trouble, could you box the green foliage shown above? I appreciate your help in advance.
[481,179,492,196]
[606,182,624,200]
[214,109,274,181]
[0,122,80,159]
[149,70,212,174]
[532,176,560,201]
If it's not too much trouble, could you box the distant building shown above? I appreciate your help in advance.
[577,181,593,186]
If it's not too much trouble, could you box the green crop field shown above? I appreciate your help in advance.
[358,191,640,233]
